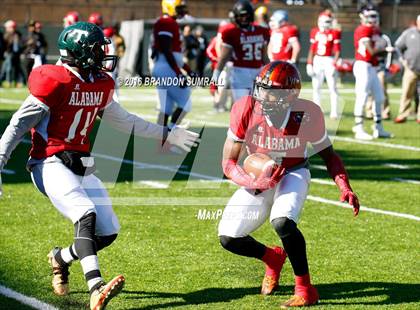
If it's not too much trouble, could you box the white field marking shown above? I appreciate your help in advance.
[311,164,328,171]
[331,136,420,152]
[1,169,16,175]
[392,178,420,185]
[311,178,335,185]
[307,195,420,221]
[382,163,410,170]
[0,284,59,310]
[0,98,22,104]
[138,180,169,189]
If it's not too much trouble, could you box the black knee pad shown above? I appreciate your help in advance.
[95,234,118,252]
[74,212,97,259]
[271,217,298,239]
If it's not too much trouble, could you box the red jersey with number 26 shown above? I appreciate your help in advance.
[309,27,341,57]
[270,23,299,61]
[28,64,115,159]
[228,96,328,169]
[354,24,380,65]
[221,25,270,68]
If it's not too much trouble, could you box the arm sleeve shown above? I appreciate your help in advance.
[333,30,341,53]
[100,100,167,140]
[0,95,49,168]
[221,28,233,48]
[309,28,317,53]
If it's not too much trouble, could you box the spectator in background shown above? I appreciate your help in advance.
[394,15,420,124]
[193,25,208,77]
[24,20,48,76]
[112,23,126,59]
[0,27,4,80]
[35,22,47,65]
[183,24,199,72]
[1,20,25,87]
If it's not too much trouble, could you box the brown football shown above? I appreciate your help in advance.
[243,153,276,179]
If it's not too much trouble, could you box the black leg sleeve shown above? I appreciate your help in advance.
[219,235,266,259]
[271,217,309,276]
[94,234,118,252]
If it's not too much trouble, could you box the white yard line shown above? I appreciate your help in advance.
[138,180,169,189]
[392,178,420,185]
[382,163,410,170]
[307,195,420,221]
[331,136,420,152]
[0,284,59,310]
[311,164,328,171]
[311,178,335,185]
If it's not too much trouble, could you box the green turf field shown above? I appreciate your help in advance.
[0,84,419,309]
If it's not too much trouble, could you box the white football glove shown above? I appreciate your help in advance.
[166,123,200,152]
[306,64,314,77]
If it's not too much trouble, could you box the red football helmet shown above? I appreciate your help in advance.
[103,27,114,38]
[318,10,333,30]
[88,12,104,27]
[253,61,301,115]
[334,59,353,73]
[63,11,80,28]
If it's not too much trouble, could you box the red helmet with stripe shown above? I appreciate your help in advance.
[88,12,104,27]
[63,11,80,28]
[253,61,301,116]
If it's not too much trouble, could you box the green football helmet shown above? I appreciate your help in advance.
[58,22,118,72]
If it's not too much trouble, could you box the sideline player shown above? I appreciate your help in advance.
[219,61,360,307]
[213,0,270,102]
[268,10,300,64]
[0,22,199,309]
[152,0,193,128]
[352,4,393,140]
[254,5,269,28]
[207,20,235,112]
[306,10,341,119]
[63,11,80,28]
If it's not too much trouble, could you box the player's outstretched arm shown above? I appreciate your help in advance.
[0,96,48,195]
[317,144,360,216]
[101,101,199,152]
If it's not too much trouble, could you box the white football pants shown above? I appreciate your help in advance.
[353,60,385,121]
[31,158,120,236]
[230,67,260,102]
[218,168,310,238]
[312,55,339,118]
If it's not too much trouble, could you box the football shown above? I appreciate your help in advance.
[243,153,277,179]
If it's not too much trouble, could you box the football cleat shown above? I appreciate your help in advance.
[281,285,319,308]
[352,125,373,140]
[90,275,125,310]
[47,247,70,296]
[372,124,393,138]
[261,246,287,295]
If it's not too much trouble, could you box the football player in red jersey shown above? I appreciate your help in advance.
[213,0,270,102]
[306,10,341,119]
[88,12,104,28]
[63,11,80,28]
[219,61,359,307]
[268,10,300,64]
[352,4,393,140]
[207,20,235,112]
[152,0,194,128]
[0,22,199,309]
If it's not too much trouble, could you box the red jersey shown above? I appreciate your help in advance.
[309,27,341,57]
[354,24,381,65]
[228,96,327,169]
[206,37,218,69]
[153,15,182,53]
[269,23,299,61]
[28,64,114,159]
[221,25,270,68]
